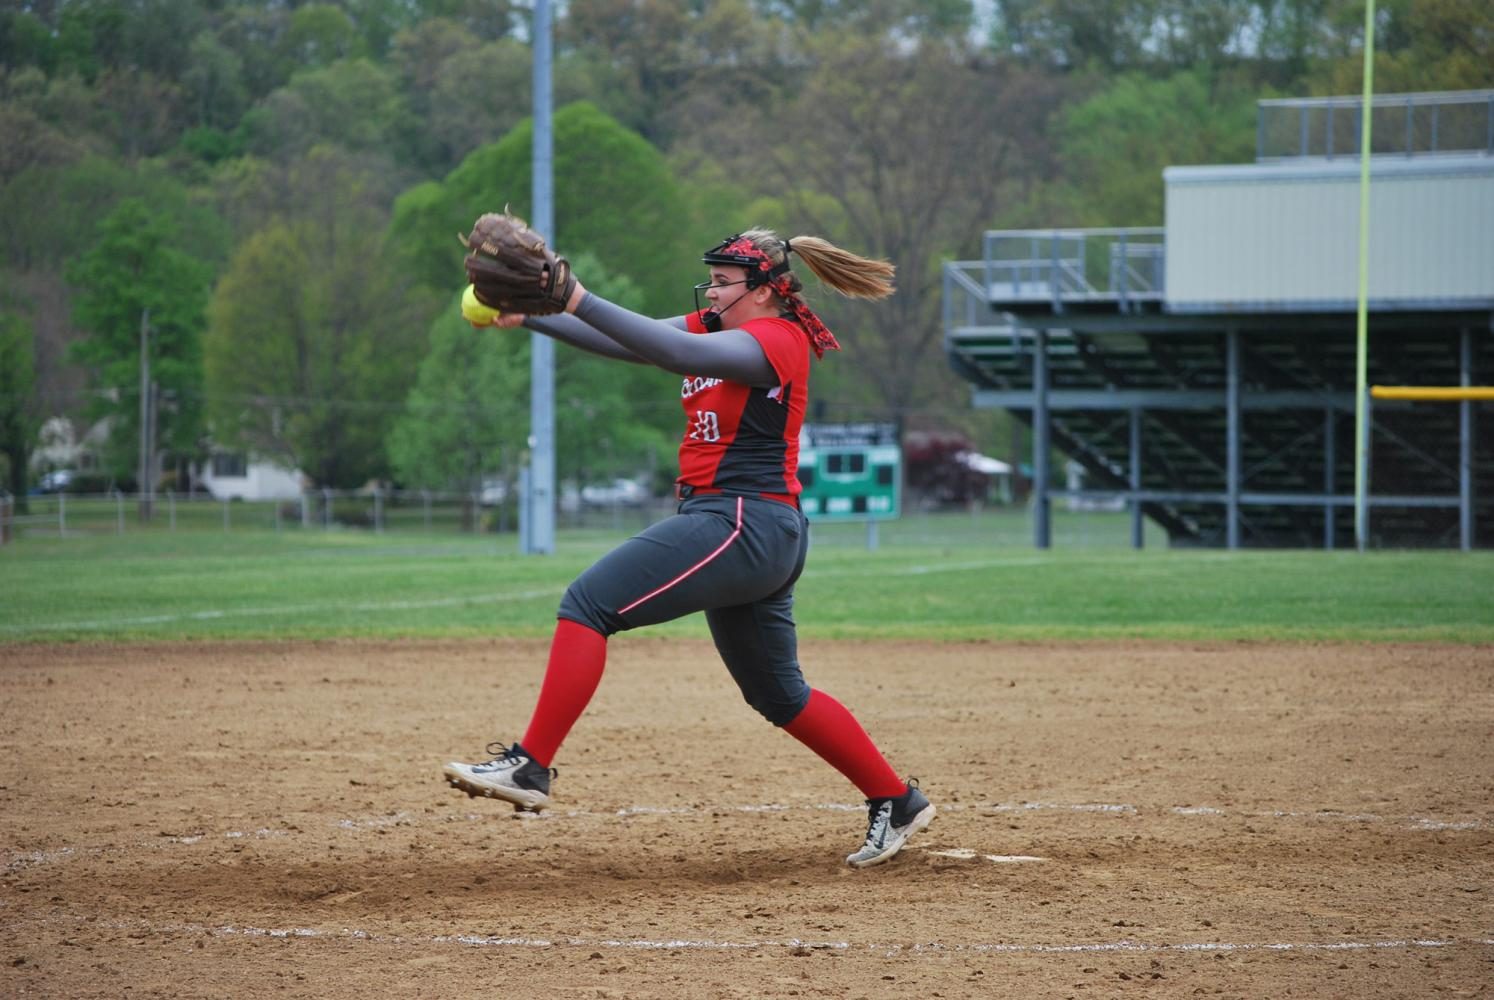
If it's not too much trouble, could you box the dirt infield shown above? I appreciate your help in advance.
[2,638,1491,998]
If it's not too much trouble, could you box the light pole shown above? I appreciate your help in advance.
[137,307,154,522]
[522,0,556,555]
[1353,0,1377,552]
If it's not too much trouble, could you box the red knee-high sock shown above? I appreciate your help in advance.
[783,689,906,799]
[520,618,607,767]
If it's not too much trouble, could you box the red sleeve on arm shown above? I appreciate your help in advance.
[742,318,809,385]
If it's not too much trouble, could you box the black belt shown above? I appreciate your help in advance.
[676,484,799,508]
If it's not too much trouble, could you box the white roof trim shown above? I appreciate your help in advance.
[1165,154,1494,185]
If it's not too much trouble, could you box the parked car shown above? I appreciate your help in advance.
[31,469,76,494]
[580,477,648,507]
[478,478,508,506]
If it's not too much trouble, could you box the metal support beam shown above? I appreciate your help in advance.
[1057,489,1460,508]
[1048,234,1062,314]
[1360,387,1373,550]
[1129,408,1143,549]
[1461,327,1474,551]
[137,309,152,523]
[1033,330,1050,549]
[1226,328,1241,549]
[971,389,1354,411]
[1324,407,1336,549]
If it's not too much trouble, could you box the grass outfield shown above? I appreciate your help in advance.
[2,509,1491,643]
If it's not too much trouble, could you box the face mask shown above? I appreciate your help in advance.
[692,277,752,332]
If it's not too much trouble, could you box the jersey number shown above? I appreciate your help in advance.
[689,409,721,442]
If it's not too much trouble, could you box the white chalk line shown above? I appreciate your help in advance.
[804,551,1247,579]
[0,565,1029,633]
[11,914,1493,960]
[0,587,563,633]
[0,557,1062,632]
[6,799,1485,874]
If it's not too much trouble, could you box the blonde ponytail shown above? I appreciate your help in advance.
[735,229,895,301]
[783,236,896,300]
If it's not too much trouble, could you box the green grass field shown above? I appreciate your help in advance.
[2,508,1492,644]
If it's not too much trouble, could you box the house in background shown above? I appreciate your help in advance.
[194,450,304,501]
[27,415,303,499]
[30,416,106,478]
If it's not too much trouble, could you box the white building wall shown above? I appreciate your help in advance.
[1164,156,1494,310]
[199,458,303,500]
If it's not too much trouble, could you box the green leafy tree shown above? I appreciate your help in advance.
[416,0,519,40]
[238,58,404,161]
[53,0,128,82]
[64,197,213,479]
[0,10,59,73]
[0,66,111,181]
[1318,0,1494,93]
[343,0,428,58]
[421,37,535,172]
[389,101,709,317]
[389,253,675,496]
[2,155,228,272]
[387,292,529,494]
[182,30,248,130]
[692,34,1068,424]
[203,148,436,488]
[561,0,781,146]
[283,4,365,69]
[386,17,489,172]
[1054,68,1257,225]
[94,67,184,160]
[0,102,91,189]
[547,255,678,485]
[120,0,210,81]
[0,304,39,506]
[217,4,295,100]
[988,0,1165,71]
[755,0,973,38]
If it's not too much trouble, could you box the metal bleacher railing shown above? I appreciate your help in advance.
[1256,89,1494,161]
[941,228,1164,325]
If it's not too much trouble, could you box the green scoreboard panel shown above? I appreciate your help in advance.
[797,423,901,520]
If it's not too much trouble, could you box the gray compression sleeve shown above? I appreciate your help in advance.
[523,313,695,365]
[573,293,778,386]
[523,313,648,363]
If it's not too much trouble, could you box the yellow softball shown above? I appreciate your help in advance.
[461,285,502,326]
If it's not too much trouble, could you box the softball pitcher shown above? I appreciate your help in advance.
[443,228,935,868]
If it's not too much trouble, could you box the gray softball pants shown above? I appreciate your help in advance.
[557,493,812,725]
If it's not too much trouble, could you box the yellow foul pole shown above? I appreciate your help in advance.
[1370,386,1494,402]
[1353,0,1376,552]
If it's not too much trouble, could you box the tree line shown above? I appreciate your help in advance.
[1,0,1489,504]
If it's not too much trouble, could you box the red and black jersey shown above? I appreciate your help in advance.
[677,311,810,498]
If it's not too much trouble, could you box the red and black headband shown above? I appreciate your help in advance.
[701,235,792,289]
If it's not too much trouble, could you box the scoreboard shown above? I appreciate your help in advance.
[797,423,900,520]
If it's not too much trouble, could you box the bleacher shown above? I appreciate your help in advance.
[942,91,1494,549]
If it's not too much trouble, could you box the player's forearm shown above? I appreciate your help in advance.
[524,313,694,364]
[523,313,649,363]
[572,293,775,385]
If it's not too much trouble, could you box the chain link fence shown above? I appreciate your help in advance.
[0,488,673,541]
[0,488,1162,551]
